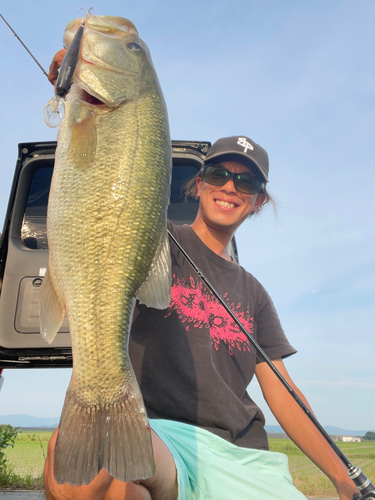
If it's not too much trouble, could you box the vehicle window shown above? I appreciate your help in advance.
[20,164,199,250]
[21,166,52,250]
[168,165,199,224]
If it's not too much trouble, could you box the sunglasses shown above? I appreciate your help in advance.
[201,164,265,195]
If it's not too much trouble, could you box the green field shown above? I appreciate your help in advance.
[5,431,52,477]
[269,439,375,497]
[3,433,375,496]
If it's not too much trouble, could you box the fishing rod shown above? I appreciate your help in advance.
[168,230,375,500]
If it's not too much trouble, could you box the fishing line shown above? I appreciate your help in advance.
[0,13,48,77]
[168,229,375,499]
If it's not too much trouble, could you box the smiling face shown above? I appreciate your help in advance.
[195,160,266,236]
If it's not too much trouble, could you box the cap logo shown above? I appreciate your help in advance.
[237,137,254,153]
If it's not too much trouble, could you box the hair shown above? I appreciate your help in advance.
[183,161,276,217]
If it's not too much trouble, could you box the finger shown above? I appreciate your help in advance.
[48,49,67,87]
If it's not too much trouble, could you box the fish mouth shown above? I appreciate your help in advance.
[73,84,108,107]
[82,89,106,106]
[73,76,125,108]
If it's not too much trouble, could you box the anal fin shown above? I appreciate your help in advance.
[69,102,97,169]
[39,266,65,344]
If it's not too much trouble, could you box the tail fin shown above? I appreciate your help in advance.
[54,383,155,486]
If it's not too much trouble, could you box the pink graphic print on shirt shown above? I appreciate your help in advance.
[165,274,253,355]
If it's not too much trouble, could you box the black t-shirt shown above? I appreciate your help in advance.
[129,222,296,450]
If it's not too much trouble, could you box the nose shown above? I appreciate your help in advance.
[220,177,237,194]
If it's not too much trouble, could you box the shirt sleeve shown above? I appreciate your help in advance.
[254,285,297,363]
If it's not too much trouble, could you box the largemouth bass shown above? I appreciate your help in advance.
[39,15,172,486]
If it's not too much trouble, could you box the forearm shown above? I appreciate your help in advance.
[256,359,359,500]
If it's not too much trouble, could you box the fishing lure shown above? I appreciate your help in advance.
[43,8,92,128]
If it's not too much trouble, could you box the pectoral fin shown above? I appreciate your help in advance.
[135,228,171,309]
[39,267,66,344]
[70,110,97,169]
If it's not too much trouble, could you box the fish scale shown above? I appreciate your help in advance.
[39,15,172,486]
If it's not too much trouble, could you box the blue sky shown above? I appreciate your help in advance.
[0,0,374,431]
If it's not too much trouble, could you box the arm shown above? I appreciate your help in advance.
[255,358,359,500]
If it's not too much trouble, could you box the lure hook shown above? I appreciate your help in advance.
[78,7,93,25]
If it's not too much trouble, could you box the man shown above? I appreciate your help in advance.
[45,54,359,500]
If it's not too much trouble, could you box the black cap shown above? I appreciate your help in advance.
[204,136,269,182]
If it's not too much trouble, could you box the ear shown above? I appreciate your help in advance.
[253,192,266,212]
[196,176,203,198]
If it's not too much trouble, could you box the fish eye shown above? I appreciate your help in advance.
[127,42,141,51]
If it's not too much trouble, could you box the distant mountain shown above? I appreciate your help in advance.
[265,424,375,437]
[0,414,59,428]
[1,415,373,435]
[265,425,289,434]
[323,425,375,437]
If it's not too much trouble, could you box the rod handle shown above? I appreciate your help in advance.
[348,466,375,496]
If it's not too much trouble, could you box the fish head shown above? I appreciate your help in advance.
[63,15,161,108]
